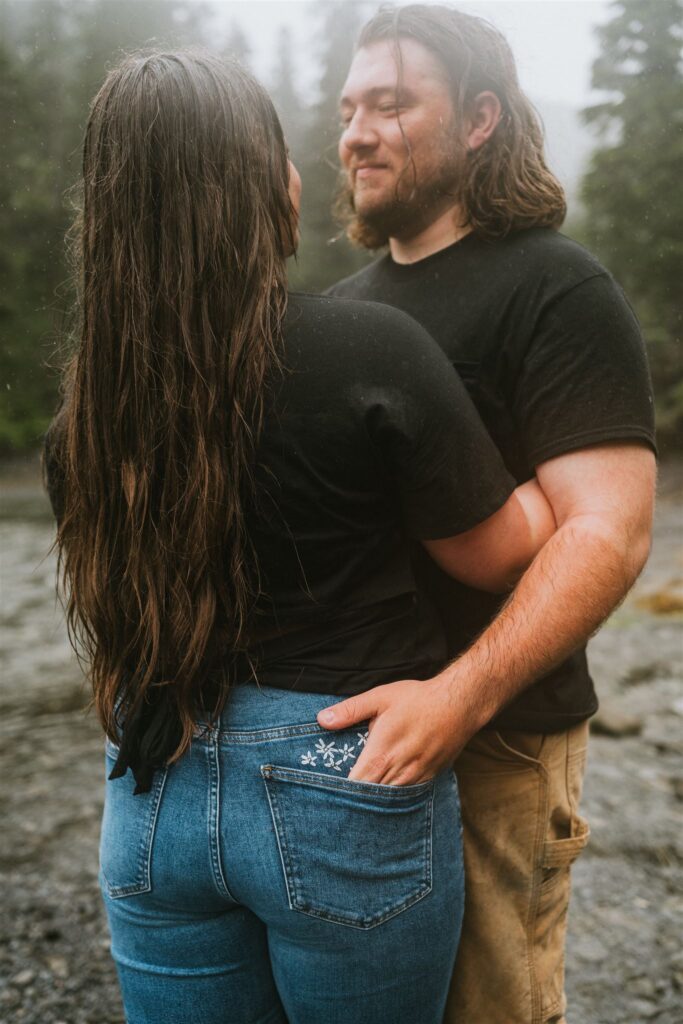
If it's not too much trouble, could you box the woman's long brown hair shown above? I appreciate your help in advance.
[47,51,293,789]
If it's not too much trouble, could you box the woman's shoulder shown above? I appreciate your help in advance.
[288,289,426,327]
[285,292,446,369]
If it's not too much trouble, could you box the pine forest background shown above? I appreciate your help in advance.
[1,0,681,454]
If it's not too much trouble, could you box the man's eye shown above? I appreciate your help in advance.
[379,105,400,116]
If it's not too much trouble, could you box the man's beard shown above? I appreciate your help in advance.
[338,150,465,251]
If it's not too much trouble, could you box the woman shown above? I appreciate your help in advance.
[45,52,554,1024]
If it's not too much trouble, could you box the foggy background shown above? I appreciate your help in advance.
[1,3,682,1024]
[1,0,681,452]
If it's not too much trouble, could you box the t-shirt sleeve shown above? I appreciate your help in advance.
[361,309,516,540]
[512,273,657,468]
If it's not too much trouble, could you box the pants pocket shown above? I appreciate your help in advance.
[100,741,168,899]
[261,764,434,929]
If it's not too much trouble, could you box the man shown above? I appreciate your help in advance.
[318,6,657,1023]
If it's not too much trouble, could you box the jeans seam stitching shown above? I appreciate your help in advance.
[216,722,345,744]
[526,761,549,1024]
[288,884,433,930]
[262,771,296,912]
[425,784,434,890]
[265,764,434,798]
[102,767,168,899]
[207,735,236,903]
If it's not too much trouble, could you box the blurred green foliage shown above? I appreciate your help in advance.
[286,1,371,293]
[0,0,210,450]
[0,0,368,452]
[1,0,680,453]
[581,0,683,449]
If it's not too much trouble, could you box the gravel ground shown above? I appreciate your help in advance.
[1,457,681,1024]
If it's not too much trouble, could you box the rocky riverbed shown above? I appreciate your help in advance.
[1,458,681,1024]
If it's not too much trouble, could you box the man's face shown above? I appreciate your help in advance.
[338,38,462,242]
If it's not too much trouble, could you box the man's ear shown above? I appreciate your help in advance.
[466,91,502,152]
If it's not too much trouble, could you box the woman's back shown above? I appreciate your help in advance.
[241,291,513,694]
[44,289,513,765]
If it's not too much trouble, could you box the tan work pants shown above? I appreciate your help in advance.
[445,722,590,1024]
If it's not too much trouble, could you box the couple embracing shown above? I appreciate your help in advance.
[45,5,656,1023]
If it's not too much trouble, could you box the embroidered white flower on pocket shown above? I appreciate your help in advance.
[298,733,365,775]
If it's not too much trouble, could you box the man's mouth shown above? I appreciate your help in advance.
[354,164,388,180]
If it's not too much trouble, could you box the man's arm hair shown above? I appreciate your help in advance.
[316,442,656,786]
[439,443,656,728]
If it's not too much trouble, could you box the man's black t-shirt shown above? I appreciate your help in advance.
[45,293,515,698]
[328,229,656,732]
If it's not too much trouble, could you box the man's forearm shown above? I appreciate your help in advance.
[437,514,650,730]
[318,447,655,786]
[316,515,648,784]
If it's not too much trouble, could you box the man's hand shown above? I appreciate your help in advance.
[317,675,479,785]
[318,444,655,787]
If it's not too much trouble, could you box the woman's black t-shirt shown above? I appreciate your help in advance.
[45,293,514,696]
[224,292,515,691]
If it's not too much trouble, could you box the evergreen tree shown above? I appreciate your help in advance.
[0,1,74,450]
[0,0,209,452]
[581,0,683,442]
[70,0,209,126]
[271,25,304,157]
[291,1,372,292]
[223,19,251,68]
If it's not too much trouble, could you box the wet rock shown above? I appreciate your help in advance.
[627,975,657,999]
[573,934,609,963]
[46,954,68,979]
[591,705,643,737]
[622,661,672,686]
[628,997,661,1018]
[3,460,683,1024]
[12,969,35,987]
[635,587,683,615]
[0,988,22,1009]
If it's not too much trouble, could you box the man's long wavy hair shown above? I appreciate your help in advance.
[47,51,293,785]
[340,4,566,246]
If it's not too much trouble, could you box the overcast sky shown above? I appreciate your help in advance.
[207,0,612,108]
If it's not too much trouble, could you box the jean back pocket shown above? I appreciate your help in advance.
[262,764,434,929]
[100,742,168,899]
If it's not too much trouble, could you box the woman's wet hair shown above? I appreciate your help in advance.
[48,50,293,788]
[339,3,566,246]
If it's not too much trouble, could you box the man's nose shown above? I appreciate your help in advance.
[340,112,379,157]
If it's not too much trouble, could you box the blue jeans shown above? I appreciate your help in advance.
[100,684,464,1024]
